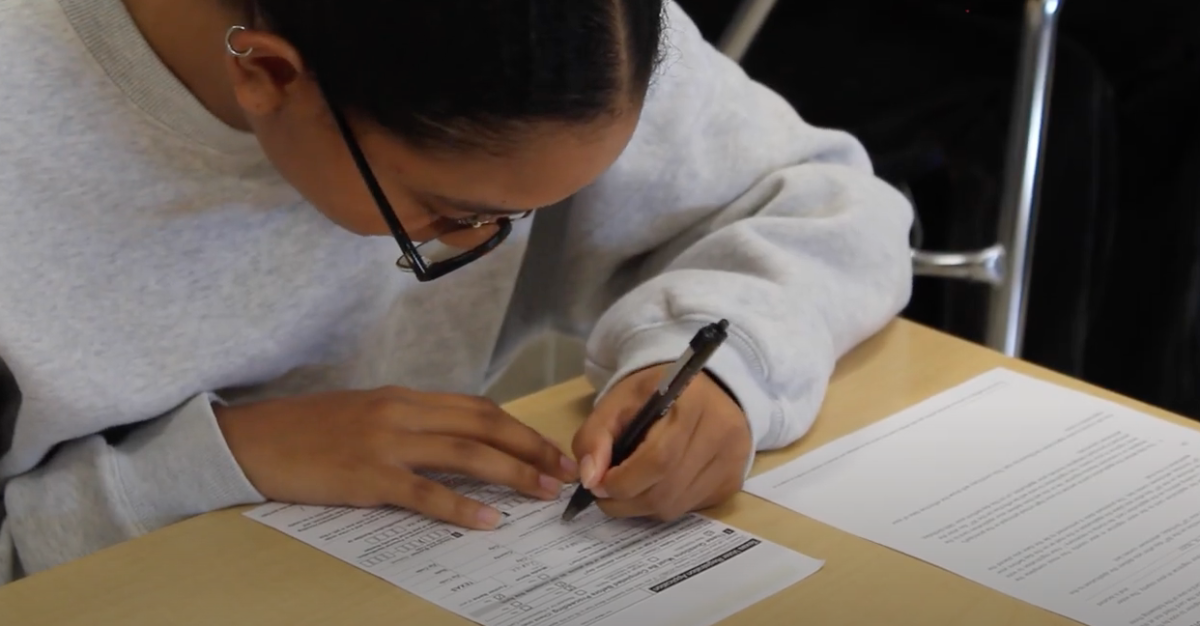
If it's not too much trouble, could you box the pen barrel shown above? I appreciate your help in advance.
[610,394,674,466]
[563,320,731,521]
[609,320,729,468]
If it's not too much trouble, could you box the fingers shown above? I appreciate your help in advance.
[377,469,506,530]
[398,434,563,503]
[600,405,697,501]
[598,452,733,521]
[572,388,648,491]
[591,383,751,521]
[597,409,709,520]
[388,392,577,483]
[600,460,741,521]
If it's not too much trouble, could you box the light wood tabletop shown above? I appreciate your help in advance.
[4,319,1198,625]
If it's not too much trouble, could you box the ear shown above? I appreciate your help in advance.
[223,27,312,118]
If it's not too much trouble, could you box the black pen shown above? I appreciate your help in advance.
[561,319,731,522]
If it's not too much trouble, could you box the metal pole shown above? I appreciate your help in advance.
[912,245,1006,285]
[717,0,781,63]
[985,0,1063,357]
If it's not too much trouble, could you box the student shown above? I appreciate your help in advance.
[0,0,913,583]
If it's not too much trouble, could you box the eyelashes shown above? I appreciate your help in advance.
[418,202,483,234]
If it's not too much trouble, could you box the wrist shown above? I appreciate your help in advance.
[210,399,263,477]
[702,368,743,411]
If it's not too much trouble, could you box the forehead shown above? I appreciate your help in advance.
[356,109,643,212]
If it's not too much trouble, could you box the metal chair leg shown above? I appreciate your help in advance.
[906,0,1063,358]
[912,246,1006,285]
[717,0,1064,359]
[717,0,780,62]
[984,0,1063,357]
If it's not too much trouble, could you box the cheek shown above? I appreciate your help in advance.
[250,119,392,237]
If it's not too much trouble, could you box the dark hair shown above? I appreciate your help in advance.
[245,0,667,152]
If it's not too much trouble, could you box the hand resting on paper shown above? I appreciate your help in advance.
[572,365,753,521]
[215,388,579,530]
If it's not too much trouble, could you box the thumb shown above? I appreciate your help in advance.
[573,385,644,491]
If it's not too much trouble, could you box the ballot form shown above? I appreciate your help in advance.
[245,475,822,626]
[746,368,1200,626]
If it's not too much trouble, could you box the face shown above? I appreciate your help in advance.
[223,29,642,253]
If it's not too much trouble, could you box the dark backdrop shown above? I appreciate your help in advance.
[675,0,1200,421]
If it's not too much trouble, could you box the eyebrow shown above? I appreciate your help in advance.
[430,195,532,216]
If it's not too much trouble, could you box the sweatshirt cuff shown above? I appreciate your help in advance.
[591,322,779,479]
[112,393,264,533]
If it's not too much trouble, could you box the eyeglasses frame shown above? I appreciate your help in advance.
[325,99,519,282]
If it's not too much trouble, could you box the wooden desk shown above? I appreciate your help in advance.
[4,320,1198,625]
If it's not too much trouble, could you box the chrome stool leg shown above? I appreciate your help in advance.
[903,0,1064,357]
[912,246,1006,286]
[718,0,1065,359]
[982,0,1063,357]
[717,0,780,63]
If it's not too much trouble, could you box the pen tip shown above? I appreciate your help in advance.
[561,508,578,522]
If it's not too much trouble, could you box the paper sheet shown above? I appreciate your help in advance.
[246,475,822,626]
[745,368,1200,626]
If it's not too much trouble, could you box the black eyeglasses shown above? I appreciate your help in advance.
[327,103,528,282]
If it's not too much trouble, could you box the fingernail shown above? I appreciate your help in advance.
[477,507,502,529]
[560,455,579,477]
[539,474,561,495]
[580,455,596,489]
[592,484,609,499]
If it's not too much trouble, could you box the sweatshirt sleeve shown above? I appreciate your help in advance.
[0,393,263,583]
[545,2,914,454]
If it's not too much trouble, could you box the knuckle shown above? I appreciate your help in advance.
[466,415,493,439]
[467,406,504,435]
[571,440,589,461]
[448,437,485,460]
[724,417,750,442]
[537,437,562,460]
[572,424,600,450]
[467,395,503,417]
[378,385,407,397]
[498,421,547,455]
[372,386,410,406]
[362,396,400,426]
[488,453,537,488]
[405,478,439,506]
[645,441,673,473]
[518,464,543,489]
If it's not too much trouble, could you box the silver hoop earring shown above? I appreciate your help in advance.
[225,25,253,58]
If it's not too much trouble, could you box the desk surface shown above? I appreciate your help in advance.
[4,320,1199,625]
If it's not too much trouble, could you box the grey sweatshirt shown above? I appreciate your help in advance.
[0,0,914,583]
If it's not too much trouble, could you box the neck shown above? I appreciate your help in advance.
[121,0,251,132]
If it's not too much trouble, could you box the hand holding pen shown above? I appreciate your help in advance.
[564,319,754,522]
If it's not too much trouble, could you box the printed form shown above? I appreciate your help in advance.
[746,368,1200,626]
[246,475,822,626]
